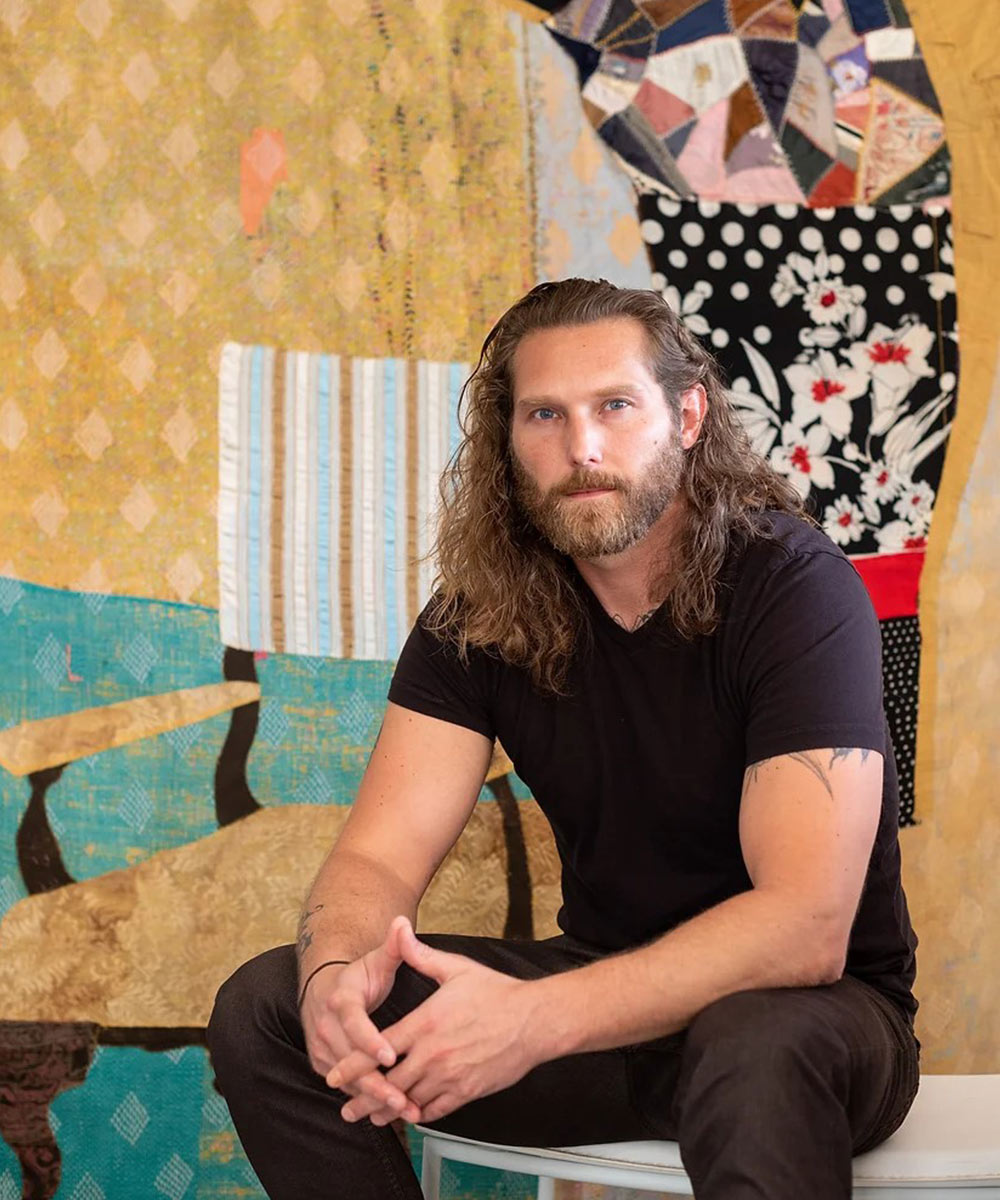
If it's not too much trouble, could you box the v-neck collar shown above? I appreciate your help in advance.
[571,564,672,648]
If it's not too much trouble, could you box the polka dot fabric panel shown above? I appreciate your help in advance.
[639,194,957,823]
[881,615,920,825]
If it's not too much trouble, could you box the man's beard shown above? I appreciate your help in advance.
[511,434,685,560]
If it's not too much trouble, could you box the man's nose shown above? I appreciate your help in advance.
[566,415,603,466]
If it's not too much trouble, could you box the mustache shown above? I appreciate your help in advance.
[552,471,628,497]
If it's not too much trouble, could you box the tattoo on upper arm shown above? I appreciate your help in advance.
[296,903,324,961]
[743,747,874,798]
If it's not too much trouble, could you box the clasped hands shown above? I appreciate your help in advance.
[300,916,541,1126]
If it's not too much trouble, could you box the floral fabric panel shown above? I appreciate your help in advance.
[638,195,956,821]
[543,0,950,207]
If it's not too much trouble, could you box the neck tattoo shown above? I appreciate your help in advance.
[612,608,657,632]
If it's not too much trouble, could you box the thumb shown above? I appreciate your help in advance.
[377,914,411,968]
[397,919,460,984]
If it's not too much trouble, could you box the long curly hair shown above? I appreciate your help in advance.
[425,278,804,694]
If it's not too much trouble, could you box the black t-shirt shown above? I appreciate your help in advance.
[388,513,918,1018]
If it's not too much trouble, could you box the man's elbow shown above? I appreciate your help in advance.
[802,926,849,986]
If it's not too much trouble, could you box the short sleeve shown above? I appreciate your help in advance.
[387,602,496,741]
[735,548,886,766]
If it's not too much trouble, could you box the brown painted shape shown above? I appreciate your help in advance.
[741,0,798,40]
[725,79,766,158]
[582,96,609,128]
[639,0,705,29]
[729,0,775,29]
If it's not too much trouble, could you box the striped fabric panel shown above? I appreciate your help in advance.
[218,344,467,660]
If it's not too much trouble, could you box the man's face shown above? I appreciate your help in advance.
[509,317,685,560]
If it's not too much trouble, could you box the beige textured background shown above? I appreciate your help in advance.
[904,0,1000,1073]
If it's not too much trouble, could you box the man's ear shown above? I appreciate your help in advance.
[679,384,708,449]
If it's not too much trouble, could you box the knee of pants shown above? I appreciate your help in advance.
[677,989,850,1114]
[207,944,298,1083]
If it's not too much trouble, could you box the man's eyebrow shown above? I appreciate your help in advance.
[514,384,648,408]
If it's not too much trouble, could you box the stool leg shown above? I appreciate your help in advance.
[536,1175,555,1200]
[420,1137,442,1200]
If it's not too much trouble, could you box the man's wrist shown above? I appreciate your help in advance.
[519,974,581,1063]
[297,959,350,1009]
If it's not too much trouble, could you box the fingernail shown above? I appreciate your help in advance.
[377,1048,395,1067]
[328,1070,341,1088]
[342,1108,355,1123]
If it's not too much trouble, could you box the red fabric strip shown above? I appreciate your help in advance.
[850,551,926,620]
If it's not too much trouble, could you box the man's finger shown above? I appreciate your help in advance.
[340,1083,419,1125]
[338,1007,397,1067]
[420,1092,461,1124]
[396,920,463,985]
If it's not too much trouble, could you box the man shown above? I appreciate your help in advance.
[208,279,919,1200]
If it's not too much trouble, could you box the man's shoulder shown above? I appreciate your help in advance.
[739,510,849,577]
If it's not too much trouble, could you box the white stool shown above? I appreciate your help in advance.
[417,1074,1000,1198]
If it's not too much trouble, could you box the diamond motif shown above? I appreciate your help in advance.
[0,873,22,912]
[72,122,111,179]
[33,58,74,110]
[165,552,203,602]
[202,1093,229,1127]
[608,212,642,266]
[110,1092,149,1145]
[118,200,156,249]
[250,259,283,309]
[71,263,107,316]
[249,0,284,28]
[289,53,324,104]
[258,701,290,746]
[331,117,368,166]
[0,1,30,35]
[0,399,27,450]
[207,197,241,244]
[384,197,411,252]
[121,52,159,103]
[163,0,199,19]
[74,409,113,461]
[162,123,198,173]
[119,633,158,683]
[69,1172,105,1200]
[119,339,155,393]
[0,255,25,311]
[339,691,377,743]
[33,329,68,380]
[76,0,112,39]
[0,573,25,616]
[119,482,157,531]
[161,404,198,461]
[290,187,325,236]
[294,767,333,806]
[207,46,243,100]
[165,723,201,757]
[379,47,412,99]
[419,141,455,202]
[332,258,365,311]
[31,489,68,537]
[33,634,64,687]
[164,1047,187,1064]
[415,0,444,20]
[244,128,285,183]
[0,119,28,171]
[74,559,111,612]
[329,0,365,23]
[159,269,198,318]
[29,195,66,247]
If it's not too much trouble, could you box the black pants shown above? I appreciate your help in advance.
[207,933,920,1200]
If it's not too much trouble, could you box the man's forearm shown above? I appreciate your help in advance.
[297,847,419,983]
[525,888,842,1061]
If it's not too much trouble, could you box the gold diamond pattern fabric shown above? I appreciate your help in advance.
[0,0,533,606]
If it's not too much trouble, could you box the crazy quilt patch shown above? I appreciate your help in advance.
[639,195,956,820]
[544,0,950,207]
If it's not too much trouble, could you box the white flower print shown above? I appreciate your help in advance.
[848,321,936,436]
[769,422,836,499]
[784,349,869,439]
[824,496,865,546]
[803,276,864,325]
[861,459,904,505]
[831,57,868,98]
[893,479,934,531]
[769,250,865,329]
[662,283,711,337]
[875,519,927,553]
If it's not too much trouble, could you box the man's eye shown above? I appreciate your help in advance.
[606,399,630,411]
[531,408,557,421]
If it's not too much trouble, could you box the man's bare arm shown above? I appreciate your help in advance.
[297,700,493,990]
[519,746,883,1057]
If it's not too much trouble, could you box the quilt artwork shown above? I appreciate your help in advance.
[540,0,950,208]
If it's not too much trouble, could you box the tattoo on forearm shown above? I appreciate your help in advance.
[612,608,657,632]
[296,903,324,961]
[744,747,873,798]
